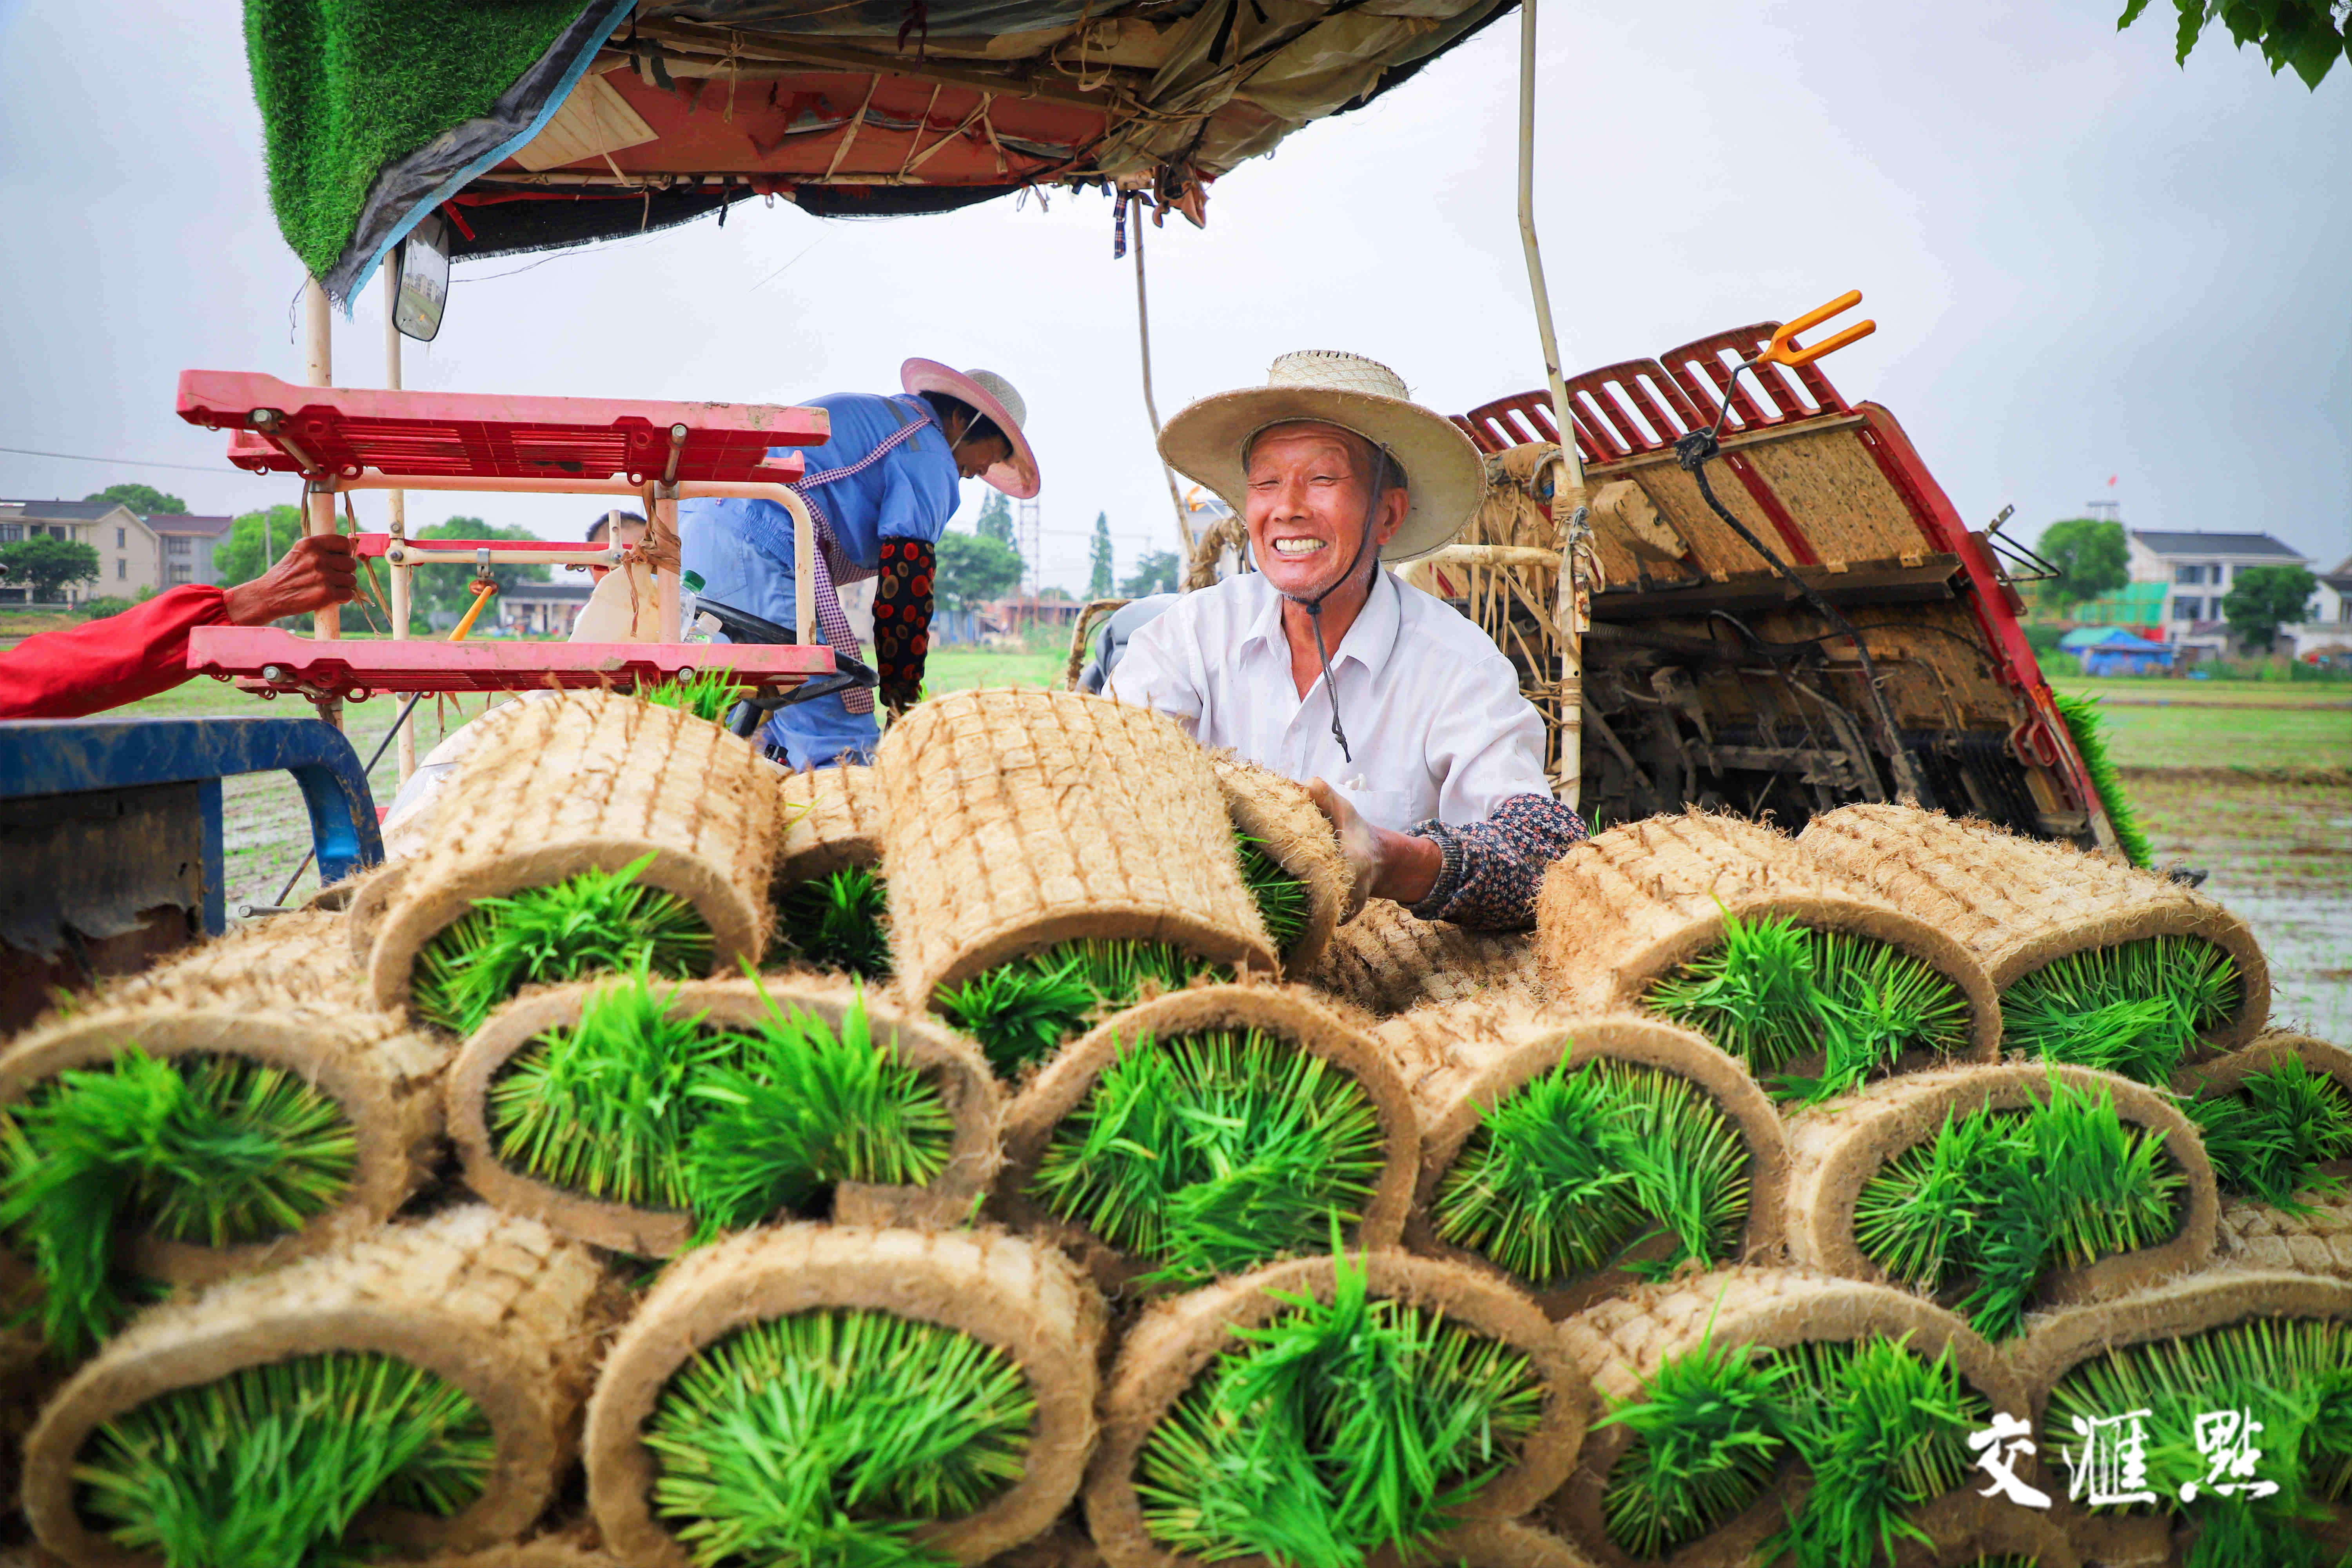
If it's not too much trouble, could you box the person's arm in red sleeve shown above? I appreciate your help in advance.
[0,535,359,719]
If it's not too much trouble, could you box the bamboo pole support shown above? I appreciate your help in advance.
[1515,0,1584,808]
[383,266,416,783]
[301,275,344,732]
[1133,212,1194,556]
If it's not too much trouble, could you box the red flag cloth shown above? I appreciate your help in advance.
[0,585,230,719]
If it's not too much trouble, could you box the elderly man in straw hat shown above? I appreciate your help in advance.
[1109,351,1587,930]
[679,359,1040,768]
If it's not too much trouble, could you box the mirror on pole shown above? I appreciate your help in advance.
[393,214,450,342]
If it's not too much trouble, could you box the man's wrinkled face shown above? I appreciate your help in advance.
[1242,422,1405,600]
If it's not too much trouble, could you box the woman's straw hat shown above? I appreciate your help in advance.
[901,359,1041,499]
[1158,351,1485,562]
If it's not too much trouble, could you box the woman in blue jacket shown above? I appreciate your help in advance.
[680,359,1038,766]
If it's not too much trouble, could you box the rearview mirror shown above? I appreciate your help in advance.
[393,214,450,342]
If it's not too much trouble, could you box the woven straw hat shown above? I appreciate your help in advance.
[1158,350,1486,562]
[901,358,1040,499]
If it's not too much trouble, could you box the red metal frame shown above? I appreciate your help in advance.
[188,627,837,700]
[179,371,824,484]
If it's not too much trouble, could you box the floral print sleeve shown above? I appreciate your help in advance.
[1403,794,1588,930]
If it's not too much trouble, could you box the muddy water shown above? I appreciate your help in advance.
[2129,773,2352,1044]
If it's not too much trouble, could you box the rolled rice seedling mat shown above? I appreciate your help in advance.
[1299,898,1550,1020]
[1084,1249,1588,1568]
[875,690,1275,1011]
[365,690,785,1027]
[1395,1011,1791,1318]
[1782,1063,2216,1341]
[1534,812,1998,1102]
[771,762,897,978]
[1210,754,1355,976]
[777,761,887,884]
[21,1205,609,1568]
[0,936,450,1356]
[2215,1189,2352,1280]
[585,1221,1105,1568]
[1871,1490,2080,1568]
[2172,1031,2352,1212]
[446,973,1002,1256]
[993,985,1418,1296]
[1794,803,2270,1062]
[2020,1271,2352,1568]
[1550,1267,2024,1568]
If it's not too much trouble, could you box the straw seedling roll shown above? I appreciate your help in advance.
[1388,1006,1789,1316]
[1212,755,1356,975]
[365,691,785,1032]
[445,971,1000,1256]
[1553,1267,2024,1568]
[1796,804,2269,1081]
[2175,1030,2352,1212]
[774,761,897,979]
[0,911,447,1357]
[1299,899,1548,1020]
[1086,1247,1588,1568]
[21,1206,608,1568]
[585,1222,1106,1568]
[1783,1063,2215,1341]
[1537,811,1999,1104]
[878,691,1276,1078]
[2024,1272,2352,1568]
[995,985,1418,1294]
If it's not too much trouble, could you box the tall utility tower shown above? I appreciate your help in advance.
[1017,496,1042,598]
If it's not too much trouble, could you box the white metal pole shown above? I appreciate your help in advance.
[1516,0,1585,807]
[301,276,344,731]
[1132,214,1194,555]
[383,266,416,783]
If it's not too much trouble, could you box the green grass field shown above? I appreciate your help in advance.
[2051,677,2352,772]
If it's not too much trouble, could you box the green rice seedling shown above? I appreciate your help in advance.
[1027,1028,1385,1285]
[1851,1078,2184,1341]
[1764,1336,1982,1568]
[2046,1316,2352,1568]
[2187,1056,2352,1211]
[1646,912,1970,1104]
[2000,935,2242,1087]
[490,972,954,1243]
[410,852,715,1038]
[74,1350,493,1568]
[2053,690,2153,869]
[683,987,955,1240]
[488,972,729,1212]
[1597,1329,1792,1558]
[642,667,742,726]
[1136,1243,1547,1568]
[775,865,895,980]
[1236,833,1312,959]
[935,939,1229,1080]
[0,1050,356,1357]
[644,1308,1036,1568]
[1432,1058,1750,1287]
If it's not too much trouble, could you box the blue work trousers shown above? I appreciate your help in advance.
[681,519,876,769]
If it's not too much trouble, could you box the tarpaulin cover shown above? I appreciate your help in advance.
[245,0,1513,300]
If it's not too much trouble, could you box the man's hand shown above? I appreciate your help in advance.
[1307,778,1442,918]
[222,534,359,626]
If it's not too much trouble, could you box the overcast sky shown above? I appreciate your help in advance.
[1,0,2345,590]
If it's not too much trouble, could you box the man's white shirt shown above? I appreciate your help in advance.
[1105,569,1552,831]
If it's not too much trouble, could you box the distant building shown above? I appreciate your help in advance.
[0,499,234,603]
[2292,554,2352,661]
[497,580,595,637]
[2125,529,2312,657]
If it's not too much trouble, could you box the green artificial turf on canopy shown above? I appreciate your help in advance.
[245,0,595,283]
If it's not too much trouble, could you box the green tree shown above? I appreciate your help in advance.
[1088,512,1115,599]
[2118,0,2347,88]
[975,491,1015,546]
[1119,550,1180,597]
[0,537,102,601]
[2036,517,2129,611]
[936,531,1024,614]
[214,505,305,587]
[2221,564,2319,653]
[83,483,188,515]
[406,517,552,631]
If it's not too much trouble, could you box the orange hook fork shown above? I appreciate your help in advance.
[1758,289,1876,370]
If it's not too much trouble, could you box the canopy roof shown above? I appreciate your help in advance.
[252,0,1515,301]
